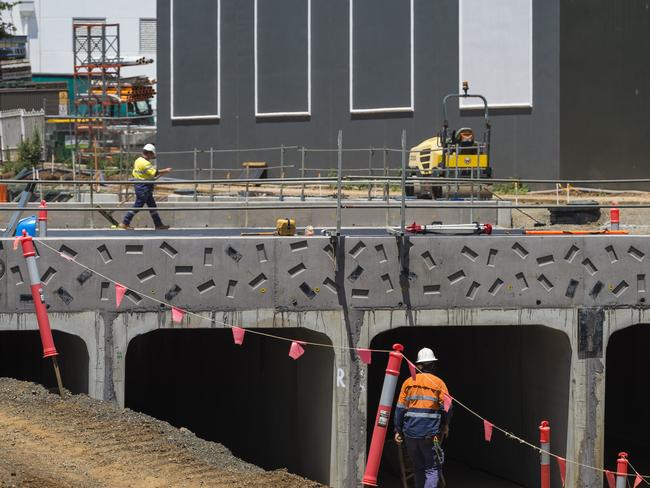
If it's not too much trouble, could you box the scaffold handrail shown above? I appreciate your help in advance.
[6,175,650,185]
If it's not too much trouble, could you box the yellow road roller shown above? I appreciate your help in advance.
[407,82,492,199]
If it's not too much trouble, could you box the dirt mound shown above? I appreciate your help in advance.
[0,378,323,488]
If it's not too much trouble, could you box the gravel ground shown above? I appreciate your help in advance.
[0,378,323,488]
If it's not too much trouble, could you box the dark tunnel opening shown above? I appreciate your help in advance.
[0,330,89,394]
[125,328,333,485]
[368,325,571,488]
[605,324,650,476]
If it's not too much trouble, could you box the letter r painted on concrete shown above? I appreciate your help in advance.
[337,368,346,388]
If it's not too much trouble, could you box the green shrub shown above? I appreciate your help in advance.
[493,180,529,195]
[17,131,42,168]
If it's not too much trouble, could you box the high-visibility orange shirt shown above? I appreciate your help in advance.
[394,373,450,438]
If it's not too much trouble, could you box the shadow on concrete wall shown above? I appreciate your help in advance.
[0,330,89,394]
[125,328,333,485]
[369,325,571,488]
[605,324,650,475]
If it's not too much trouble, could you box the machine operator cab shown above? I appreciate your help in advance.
[407,82,492,198]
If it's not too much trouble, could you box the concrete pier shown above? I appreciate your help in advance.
[0,233,647,487]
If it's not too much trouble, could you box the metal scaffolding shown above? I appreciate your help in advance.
[72,22,122,173]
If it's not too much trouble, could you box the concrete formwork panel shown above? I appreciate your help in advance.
[1,235,648,313]
[1,234,649,487]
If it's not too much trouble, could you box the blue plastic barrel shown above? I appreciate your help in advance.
[15,216,37,237]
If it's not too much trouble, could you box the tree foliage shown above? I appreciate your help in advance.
[18,131,42,167]
[0,2,16,39]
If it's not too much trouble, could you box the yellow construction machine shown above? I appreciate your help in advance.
[407,82,492,199]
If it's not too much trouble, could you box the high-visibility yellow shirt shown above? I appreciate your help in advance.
[132,156,158,180]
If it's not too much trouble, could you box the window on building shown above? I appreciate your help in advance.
[140,19,156,54]
[459,0,532,108]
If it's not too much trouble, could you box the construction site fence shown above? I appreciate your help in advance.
[5,171,650,232]
[0,108,45,161]
[95,144,650,188]
[10,175,650,186]
[13,126,650,230]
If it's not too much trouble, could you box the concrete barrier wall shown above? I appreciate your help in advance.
[0,234,649,487]
[0,235,645,313]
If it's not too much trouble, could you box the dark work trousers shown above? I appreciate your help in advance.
[123,183,163,227]
[405,436,443,488]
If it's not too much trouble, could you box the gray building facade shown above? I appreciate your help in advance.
[156,0,646,183]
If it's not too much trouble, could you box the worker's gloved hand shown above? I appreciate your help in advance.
[394,433,403,444]
[441,424,449,440]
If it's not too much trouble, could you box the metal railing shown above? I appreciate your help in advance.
[5,130,650,233]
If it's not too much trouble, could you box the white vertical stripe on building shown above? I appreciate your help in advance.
[139,18,156,54]
[459,0,533,108]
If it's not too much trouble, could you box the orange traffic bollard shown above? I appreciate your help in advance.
[539,420,551,488]
[362,343,405,486]
[616,452,628,488]
[610,203,620,231]
[38,200,47,237]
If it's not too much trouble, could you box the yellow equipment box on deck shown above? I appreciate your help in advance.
[276,218,296,236]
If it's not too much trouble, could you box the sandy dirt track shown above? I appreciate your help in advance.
[0,378,323,488]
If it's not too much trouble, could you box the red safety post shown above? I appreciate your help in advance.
[616,452,628,488]
[19,230,64,396]
[611,202,620,231]
[38,200,47,237]
[362,343,405,486]
[539,420,551,488]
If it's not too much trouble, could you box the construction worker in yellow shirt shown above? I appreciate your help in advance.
[119,144,172,230]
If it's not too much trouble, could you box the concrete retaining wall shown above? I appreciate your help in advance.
[0,234,648,486]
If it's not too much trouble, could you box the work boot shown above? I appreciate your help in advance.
[155,224,170,230]
[118,223,133,230]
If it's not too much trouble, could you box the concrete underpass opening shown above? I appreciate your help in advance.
[0,330,88,394]
[605,324,650,474]
[125,328,333,485]
[369,325,571,488]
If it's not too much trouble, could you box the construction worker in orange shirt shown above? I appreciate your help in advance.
[394,347,452,488]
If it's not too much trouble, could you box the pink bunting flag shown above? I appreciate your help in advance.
[12,236,19,250]
[634,474,643,488]
[557,457,566,487]
[605,471,615,488]
[356,348,372,365]
[171,306,185,323]
[483,420,493,442]
[407,360,417,381]
[115,283,126,307]
[289,341,305,360]
[232,327,245,345]
[443,393,453,412]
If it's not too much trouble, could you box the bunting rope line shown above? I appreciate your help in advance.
[405,356,650,483]
[34,239,394,355]
[627,461,650,487]
[30,238,650,482]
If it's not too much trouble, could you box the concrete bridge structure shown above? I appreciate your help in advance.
[0,232,647,487]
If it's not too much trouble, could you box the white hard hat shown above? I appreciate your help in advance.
[416,347,437,363]
[143,143,156,154]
